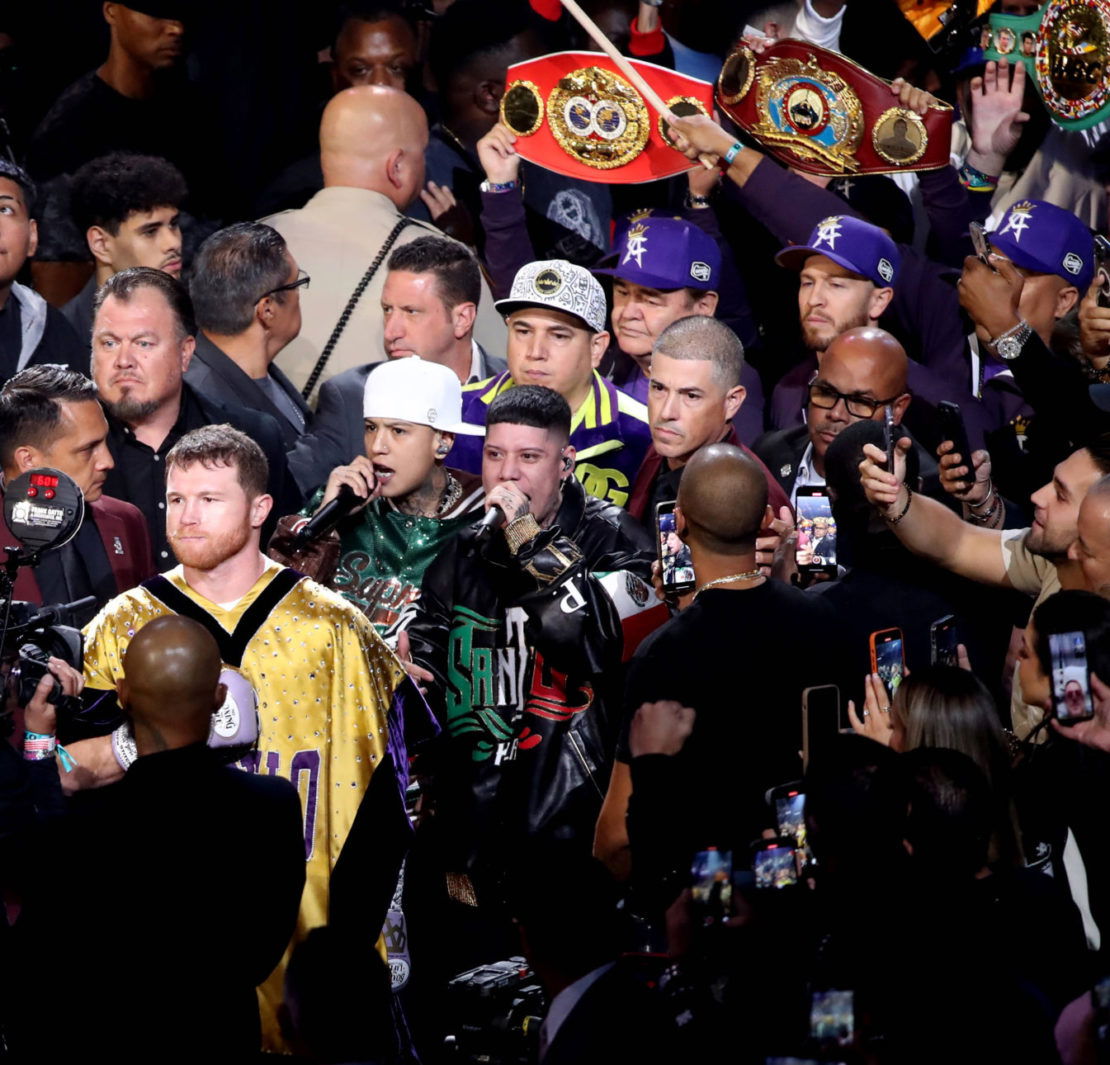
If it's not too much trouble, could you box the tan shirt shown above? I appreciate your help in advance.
[1001,528,1062,739]
[262,187,507,403]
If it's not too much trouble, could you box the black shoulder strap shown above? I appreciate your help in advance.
[301,217,413,400]
[141,568,305,667]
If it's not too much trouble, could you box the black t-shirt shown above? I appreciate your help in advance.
[0,293,22,383]
[619,581,843,856]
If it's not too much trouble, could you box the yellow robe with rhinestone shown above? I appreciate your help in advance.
[82,558,406,1051]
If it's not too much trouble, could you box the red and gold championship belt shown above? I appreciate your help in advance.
[716,39,953,176]
[499,51,715,183]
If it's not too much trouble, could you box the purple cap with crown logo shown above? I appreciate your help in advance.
[593,214,721,292]
[775,214,901,288]
[988,199,1094,289]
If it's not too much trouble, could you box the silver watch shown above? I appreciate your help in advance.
[991,320,1033,361]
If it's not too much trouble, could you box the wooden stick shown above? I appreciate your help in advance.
[558,0,716,168]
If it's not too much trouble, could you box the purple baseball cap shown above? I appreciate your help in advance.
[593,214,721,292]
[988,199,1094,289]
[775,214,901,288]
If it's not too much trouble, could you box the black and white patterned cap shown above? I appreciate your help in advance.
[495,259,608,333]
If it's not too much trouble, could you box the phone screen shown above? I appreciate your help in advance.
[1050,630,1094,723]
[753,841,798,889]
[795,491,836,570]
[873,632,905,691]
[656,502,695,594]
[810,989,854,1048]
[931,615,959,668]
[691,848,733,923]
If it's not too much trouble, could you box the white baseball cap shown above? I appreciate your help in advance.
[495,259,608,333]
[363,357,483,435]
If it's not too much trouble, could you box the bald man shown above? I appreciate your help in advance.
[262,85,506,401]
[594,444,842,901]
[8,615,305,1061]
[754,326,945,506]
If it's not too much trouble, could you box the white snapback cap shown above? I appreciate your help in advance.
[363,357,484,435]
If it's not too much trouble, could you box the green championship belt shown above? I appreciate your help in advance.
[984,0,1110,131]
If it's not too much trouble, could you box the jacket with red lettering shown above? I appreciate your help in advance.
[406,476,666,894]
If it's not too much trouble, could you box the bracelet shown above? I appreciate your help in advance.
[505,513,542,555]
[966,482,995,511]
[23,730,57,762]
[969,493,1002,526]
[479,179,518,194]
[958,161,998,192]
[685,192,711,209]
[884,485,913,525]
[720,141,742,169]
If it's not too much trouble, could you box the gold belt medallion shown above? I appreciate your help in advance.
[546,66,650,170]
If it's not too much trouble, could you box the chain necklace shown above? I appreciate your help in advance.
[692,569,764,601]
[436,472,462,516]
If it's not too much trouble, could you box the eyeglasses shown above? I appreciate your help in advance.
[258,270,310,302]
[807,377,902,419]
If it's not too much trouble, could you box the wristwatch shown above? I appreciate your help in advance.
[991,320,1033,361]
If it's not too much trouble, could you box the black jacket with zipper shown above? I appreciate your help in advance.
[406,476,658,897]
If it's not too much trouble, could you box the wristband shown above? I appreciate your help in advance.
[720,142,743,169]
[23,730,57,762]
[884,485,913,525]
[958,161,998,192]
[479,179,518,194]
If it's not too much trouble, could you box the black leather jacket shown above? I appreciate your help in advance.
[407,477,659,890]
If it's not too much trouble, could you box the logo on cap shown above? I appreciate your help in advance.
[690,261,711,282]
[623,222,649,268]
[998,201,1035,242]
[814,216,843,250]
[533,268,564,296]
[1063,252,1083,276]
[877,258,894,283]
[427,408,438,423]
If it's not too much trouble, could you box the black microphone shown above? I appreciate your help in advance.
[474,504,505,542]
[295,484,362,544]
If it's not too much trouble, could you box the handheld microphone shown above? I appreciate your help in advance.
[295,484,362,544]
[474,504,505,543]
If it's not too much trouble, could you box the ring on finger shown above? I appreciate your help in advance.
[879,706,891,714]
[862,709,870,719]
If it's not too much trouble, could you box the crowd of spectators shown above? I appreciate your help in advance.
[5,0,1110,1062]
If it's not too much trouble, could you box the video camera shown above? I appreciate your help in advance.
[443,957,547,1065]
[0,469,91,733]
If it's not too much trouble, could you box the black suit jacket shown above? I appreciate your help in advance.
[185,333,312,449]
[287,344,507,494]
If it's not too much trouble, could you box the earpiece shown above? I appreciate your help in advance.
[562,456,573,471]
[436,446,450,458]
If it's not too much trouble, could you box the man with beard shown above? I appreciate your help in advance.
[90,267,301,563]
[860,431,1110,737]
[76,425,413,1053]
